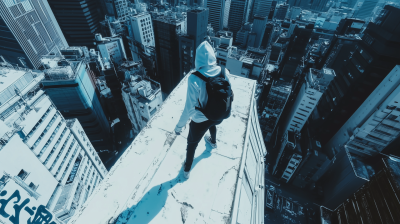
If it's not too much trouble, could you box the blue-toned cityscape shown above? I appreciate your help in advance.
[0,0,400,223]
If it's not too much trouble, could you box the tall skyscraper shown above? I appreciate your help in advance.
[272,131,302,183]
[128,13,157,80]
[47,0,105,48]
[40,50,111,152]
[273,3,289,20]
[0,0,68,69]
[252,15,267,48]
[323,66,400,160]
[281,68,335,134]
[259,80,292,141]
[186,8,209,57]
[206,0,229,32]
[179,8,209,75]
[352,0,379,20]
[314,5,400,145]
[252,0,273,18]
[326,158,400,223]
[310,0,330,12]
[0,65,107,223]
[228,0,253,39]
[113,0,135,21]
[278,26,312,82]
[153,13,186,94]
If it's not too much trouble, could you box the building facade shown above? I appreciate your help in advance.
[314,5,400,145]
[282,68,335,134]
[121,71,163,135]
[40,53,111,152]
[153,13,186,95]
[206,0,229,32]
[47,0,105,48]
[228,0,253,39]
[0,66,107,223]
[272,131,302,183]
[259,80,291,141]
[0,0,68,69]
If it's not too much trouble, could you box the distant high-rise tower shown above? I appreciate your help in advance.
[252,0,273,19]
[179,8,209,75]
[206,0,229,32]
[153,14,186,94]
[47,0,105,49]
[113,0,135,22]
[40,49,111,151]
[228,0,253,38]
[314,5,400,145]
[310,0,329,12]
[352,0,379,20]
[273,3,289,20]
[0,0,68,69]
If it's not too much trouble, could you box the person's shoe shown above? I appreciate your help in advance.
[183,170,190,179]
[204,135,217,149]
[182,159,190,179]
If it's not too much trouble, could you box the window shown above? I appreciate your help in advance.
[28,182,38,191]
[363,34,374,45]
[299,108,310,113]
[294,116,304,121]
[32,113,59,150]
[25,106,53,140]
[44,127,67,165]
[50,134,72,170]
[296,112,307,117]
[17,169,29,180]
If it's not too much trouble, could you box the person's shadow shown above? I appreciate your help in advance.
[114,142,213,224]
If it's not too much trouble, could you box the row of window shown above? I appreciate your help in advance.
[60,145,81,181]
[25,106,53,140]
[44,127,68,165]
[38,122,62,157]
[50,133,72,171]
[31,113,59,150]
[55,139,77,177]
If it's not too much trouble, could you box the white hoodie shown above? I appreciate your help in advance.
[175,41,231,133]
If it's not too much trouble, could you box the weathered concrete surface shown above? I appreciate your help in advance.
[68,74,255,224]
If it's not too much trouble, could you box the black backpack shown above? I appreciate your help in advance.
[193,71,234,121]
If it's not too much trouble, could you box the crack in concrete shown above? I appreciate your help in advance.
[219,166,237,182]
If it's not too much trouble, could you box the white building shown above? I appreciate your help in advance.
[95,34,127,67]
[129,13,155,47]
[113,0,136,22]
[210,31,234,68]
[226,47,269,80]
[283,68,335,134]
[0,66,107,223]
[68,70,267,224]
[121,65,162,135]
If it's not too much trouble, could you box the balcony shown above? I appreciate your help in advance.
[13,176,41,200]
[69,74,267,223]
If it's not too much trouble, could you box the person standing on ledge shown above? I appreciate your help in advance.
[174,41,234,179]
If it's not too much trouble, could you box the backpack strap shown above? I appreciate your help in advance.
[192,71,208,82]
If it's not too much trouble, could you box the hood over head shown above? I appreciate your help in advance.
[195,41,221,77]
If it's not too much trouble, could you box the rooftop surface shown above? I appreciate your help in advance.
[69,74,257,224]
[0,68,27,93]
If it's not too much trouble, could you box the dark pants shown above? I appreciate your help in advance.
[184,119,221,172]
